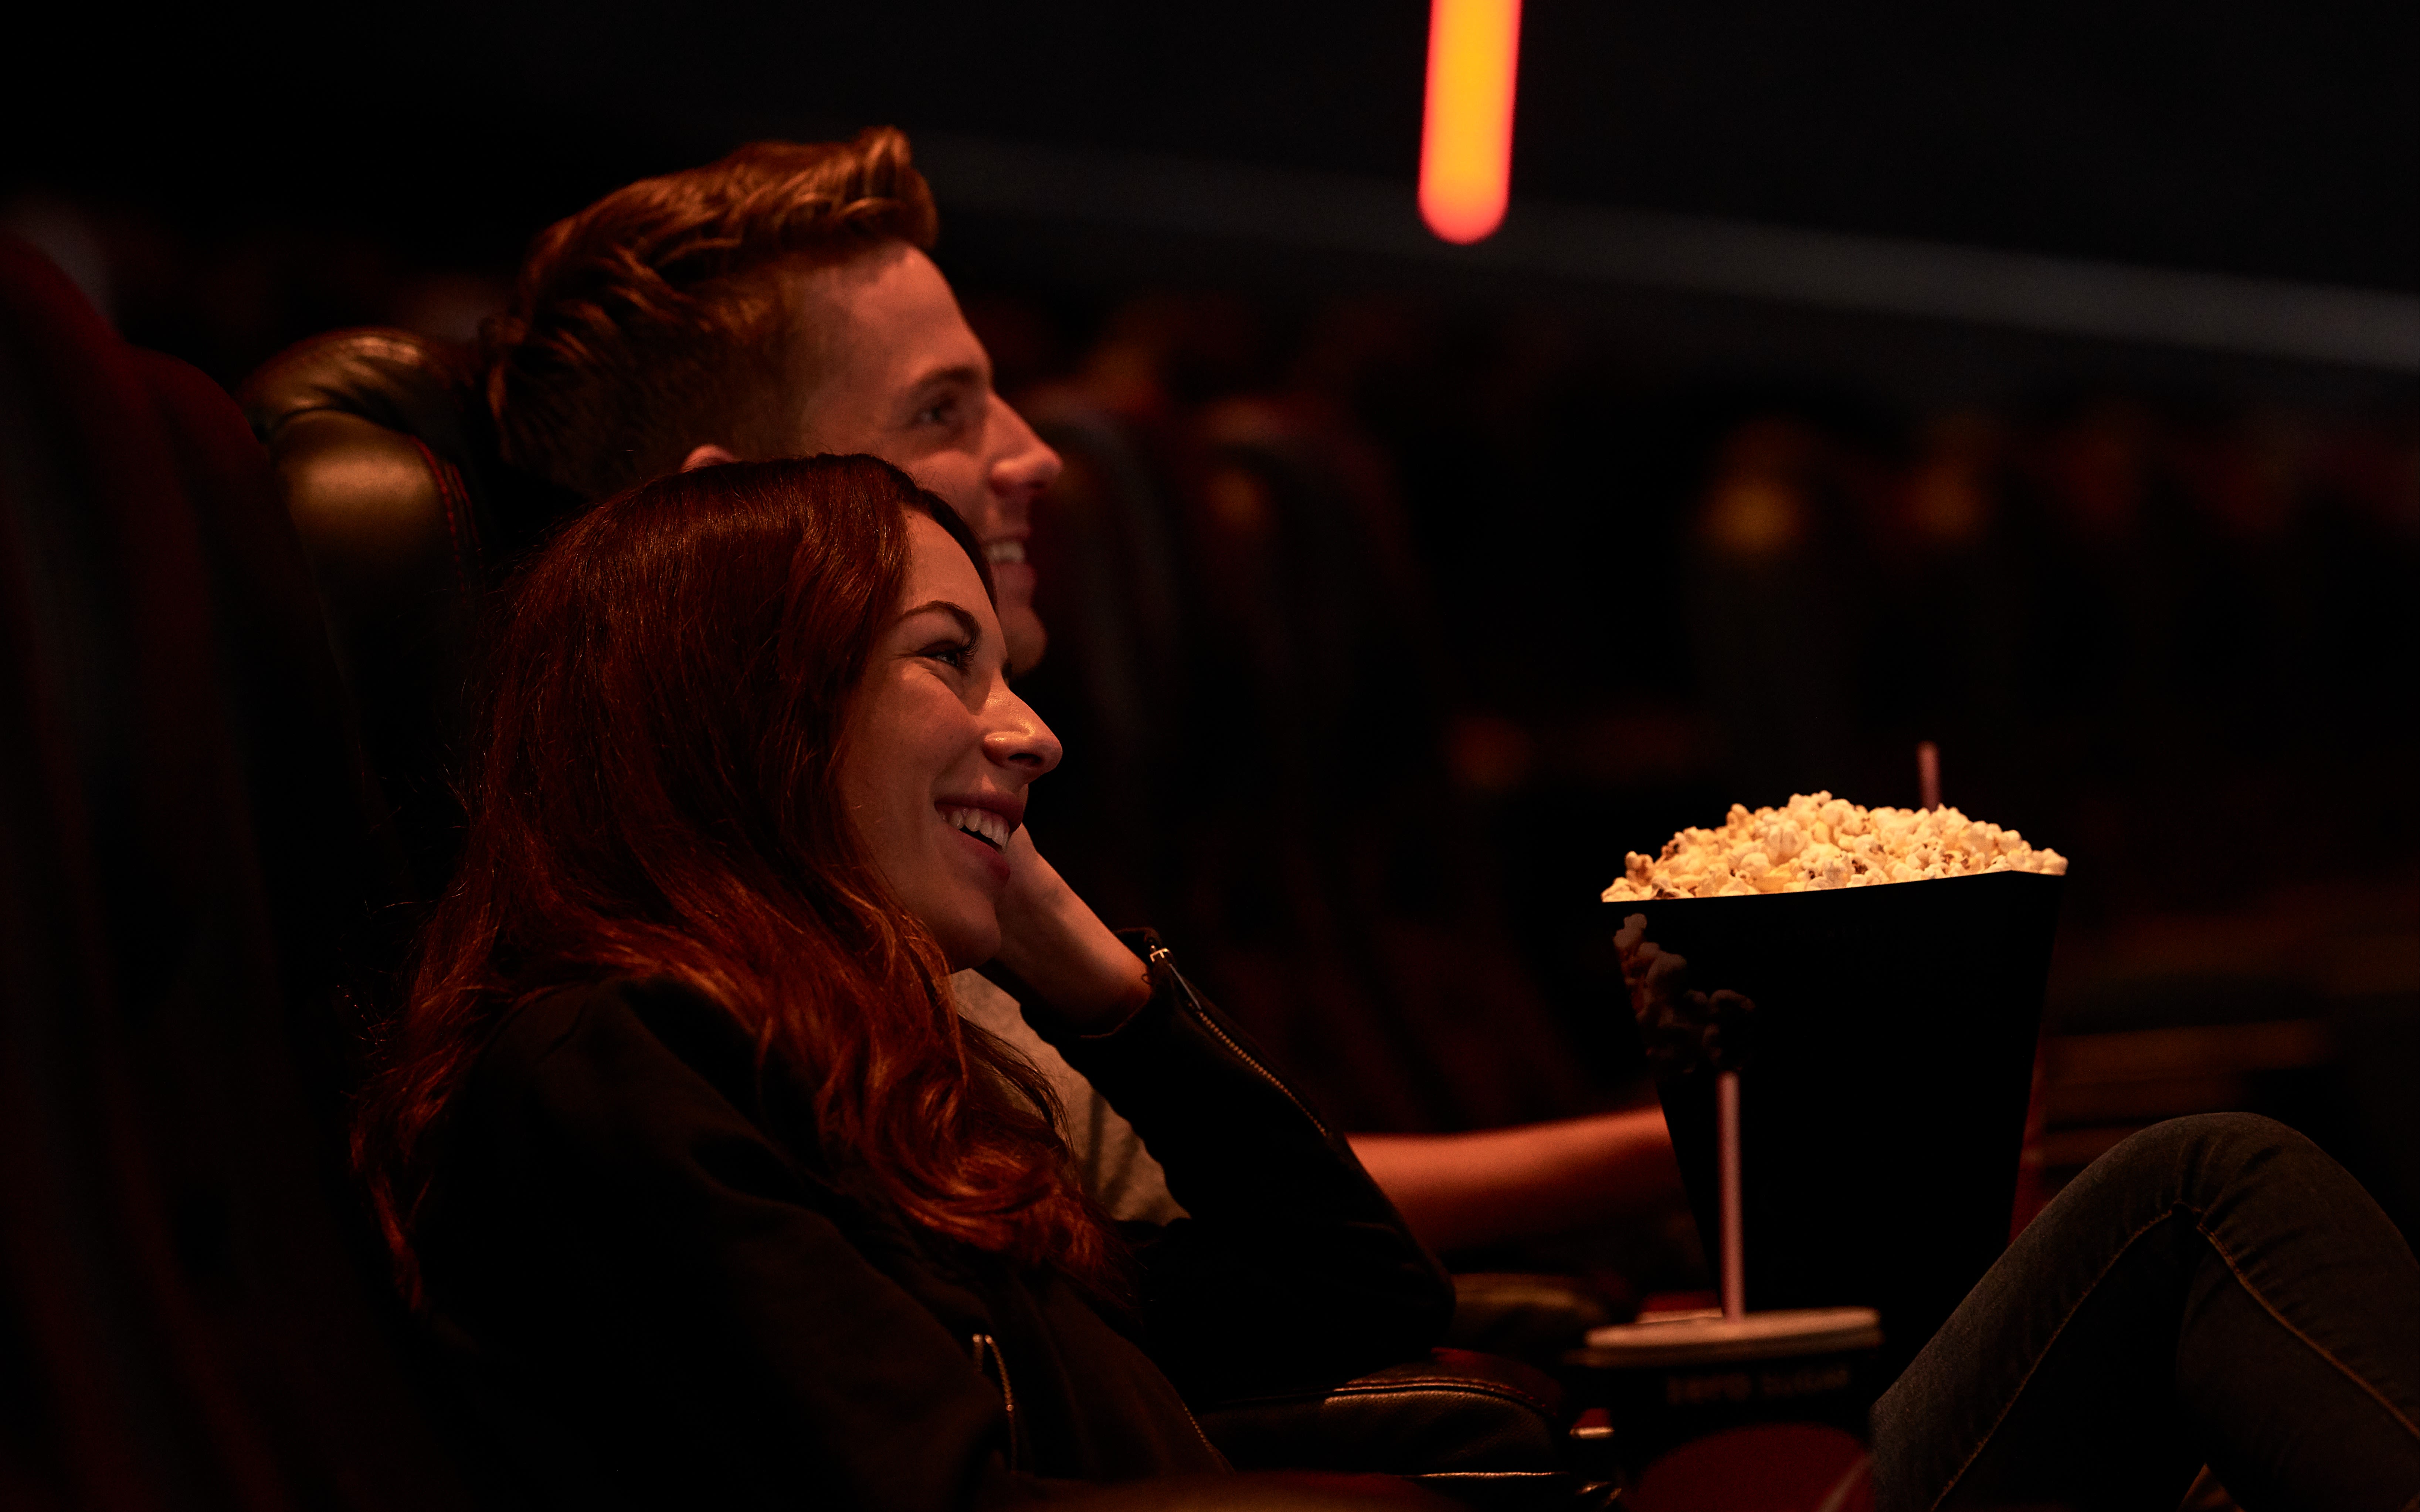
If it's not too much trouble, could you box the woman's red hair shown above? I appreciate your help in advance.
[353,454,1111,1302]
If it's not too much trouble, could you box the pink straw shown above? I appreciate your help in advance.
[1718,1068,1745,1319]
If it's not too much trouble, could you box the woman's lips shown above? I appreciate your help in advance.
[938,802,1017,884]
[940,804,1010,850]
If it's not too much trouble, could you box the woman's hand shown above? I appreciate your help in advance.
[984,827,1152,1030]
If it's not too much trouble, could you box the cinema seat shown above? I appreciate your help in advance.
[0,236,487,1509]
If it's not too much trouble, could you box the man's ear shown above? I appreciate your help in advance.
[681,444,741,471]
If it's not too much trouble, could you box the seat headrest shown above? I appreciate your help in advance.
[238,327,579,560]
[242,327,479,461]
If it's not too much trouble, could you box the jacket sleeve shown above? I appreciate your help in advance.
[1031,934,1456,1401]
[422,978,1029,1512]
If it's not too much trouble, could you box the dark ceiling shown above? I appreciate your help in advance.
[9,0,2415,289]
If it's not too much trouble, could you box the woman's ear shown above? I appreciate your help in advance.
[682,443,741,471]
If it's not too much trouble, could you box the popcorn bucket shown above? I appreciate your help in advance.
[1615,869,2064,1380]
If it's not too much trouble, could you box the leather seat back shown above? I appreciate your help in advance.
[0,237,486,1509]
[238,330,574,897]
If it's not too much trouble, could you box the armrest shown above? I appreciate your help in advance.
[1197,1348,1565,1475]
[1442,1273,1624,1366]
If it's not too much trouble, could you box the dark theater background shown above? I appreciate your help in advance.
[4,2,2416,1502]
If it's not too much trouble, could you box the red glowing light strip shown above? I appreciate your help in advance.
[1419,0,1522,244]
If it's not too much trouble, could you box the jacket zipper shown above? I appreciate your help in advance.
[968,1333,1019,1470]
[1151,945,1334,1141]
[1171,1392,1229,1469]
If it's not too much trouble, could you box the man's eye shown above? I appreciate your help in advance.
[915,398,960,427]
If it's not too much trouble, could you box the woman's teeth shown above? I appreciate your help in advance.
[942,806,1011,850]
[984,541,1027,565]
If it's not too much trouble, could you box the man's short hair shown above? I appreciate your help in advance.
[482,128,938,502]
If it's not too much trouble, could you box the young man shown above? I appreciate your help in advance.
[478,128,1680,1246]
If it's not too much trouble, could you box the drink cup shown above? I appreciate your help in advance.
[1566,1306,1884,1507]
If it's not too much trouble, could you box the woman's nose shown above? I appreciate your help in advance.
[982,693,1062,778]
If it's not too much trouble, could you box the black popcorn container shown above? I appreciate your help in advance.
[1615,869,2064,1382]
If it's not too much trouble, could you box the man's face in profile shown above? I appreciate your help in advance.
[779,244,1060,671]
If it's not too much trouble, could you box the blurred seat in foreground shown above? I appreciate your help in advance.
[0,235,487,1511]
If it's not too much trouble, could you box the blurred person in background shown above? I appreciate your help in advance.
[444,129,1684,1259]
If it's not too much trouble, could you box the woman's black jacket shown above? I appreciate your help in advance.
[416,935,1454,1509]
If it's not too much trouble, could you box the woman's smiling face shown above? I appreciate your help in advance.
[836,510,1060,971]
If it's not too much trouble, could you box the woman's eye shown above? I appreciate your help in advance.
[919,639,975,669]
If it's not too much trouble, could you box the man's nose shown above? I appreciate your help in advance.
[982,692,1062,778]
[988,395,1061,500]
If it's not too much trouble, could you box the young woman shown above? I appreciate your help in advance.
[353,455,1454,1509]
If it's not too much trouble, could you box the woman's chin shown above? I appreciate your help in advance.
[932,913,1001,976]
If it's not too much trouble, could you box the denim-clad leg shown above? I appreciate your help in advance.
[1872,1113,2420,1512]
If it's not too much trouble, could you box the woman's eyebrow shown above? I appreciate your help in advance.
[897,600,984,643]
